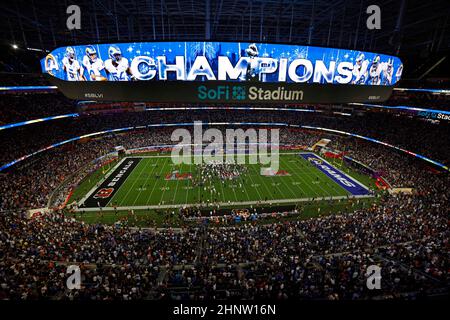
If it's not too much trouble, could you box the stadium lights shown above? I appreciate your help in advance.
[333,111,352,116]
[348,102,450,115]
[393,88,450,95]
[27,47,46,52]
[0,113,79,131]
[0,85,58,91]
[11,44,18,49]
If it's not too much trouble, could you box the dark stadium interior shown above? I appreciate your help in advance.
[0,0,449,304]
[1,0,450,79]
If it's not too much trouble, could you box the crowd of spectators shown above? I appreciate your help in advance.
[388,88,450,110]
[0,124,448,300]
[1,107,449,167]
[0,87,448,300]
[0,93,74,124]
[0,72,49,87]
[1,164,447,299]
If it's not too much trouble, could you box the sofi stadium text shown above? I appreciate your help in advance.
[172,304,277,318]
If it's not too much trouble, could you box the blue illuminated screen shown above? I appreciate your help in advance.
[41,41,402,85]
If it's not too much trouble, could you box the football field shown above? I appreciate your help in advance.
[79,152,372,210]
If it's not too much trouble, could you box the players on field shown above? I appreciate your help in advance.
[82,46,107,81]
[62,47,85,81]
[104,45,135,81]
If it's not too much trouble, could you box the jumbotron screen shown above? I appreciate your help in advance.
[42,41,403,103]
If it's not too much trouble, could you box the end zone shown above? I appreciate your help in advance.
[299,152,372,196]
[81,158,141,207]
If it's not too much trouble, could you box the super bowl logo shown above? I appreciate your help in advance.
[93,188,114,199]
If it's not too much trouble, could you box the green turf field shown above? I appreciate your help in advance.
[78,152,373,210]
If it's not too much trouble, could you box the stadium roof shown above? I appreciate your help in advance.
[1,0,448,53]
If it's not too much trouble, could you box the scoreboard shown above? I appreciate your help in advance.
[42,41,403,103]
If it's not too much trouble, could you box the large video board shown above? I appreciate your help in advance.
[41,41,403,103]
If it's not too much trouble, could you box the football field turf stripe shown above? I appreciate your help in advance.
[282,156,322,198]
[245,166,266,201]
[109,157,150,206]
[278,159,313,199]
[237,173,252,202]
[131,157,159,205]
[183,162,193,205]
[278,155,312,198]
[143,158,166,205]
[171,164,182,204]
[287,158,345,197]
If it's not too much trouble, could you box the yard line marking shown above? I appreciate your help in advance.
[270,156,302,199]
[171,165,182,204]
[148,158,170,206]
[216,172,228,205]
[132,158,160,205]
[159,159,173,205]
[237,172,252,202]
[144,158,166,205]
[245,165,265,202]
[109,158,149,206]
[284,156,322,198]
[255,160,297,200]
[79,157,125,206]
[121,159,152,206]
[289,154,341,198]
[184,162,192,206]
[228,176,240,203]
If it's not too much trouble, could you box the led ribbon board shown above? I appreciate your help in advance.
[41,41,403,103]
